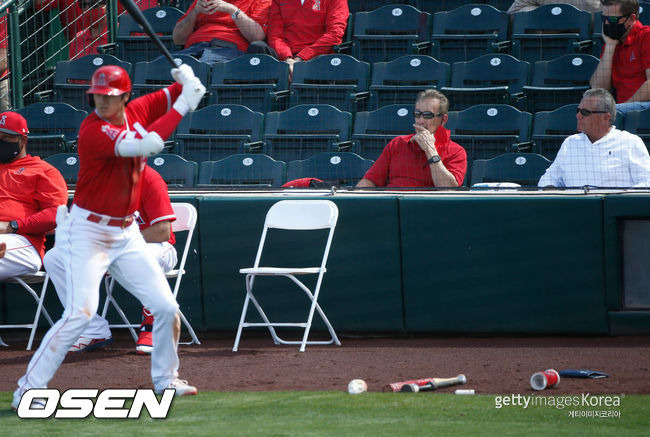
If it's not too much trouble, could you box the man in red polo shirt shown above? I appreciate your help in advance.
[172,0,271,62]
[259,0,348,78]
[591,0,650,114]
[356,89,467,188]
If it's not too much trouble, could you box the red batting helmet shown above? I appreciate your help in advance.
[86,65,131,96]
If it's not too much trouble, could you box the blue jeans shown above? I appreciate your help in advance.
[616,101,650,116]
[172,42,244,63]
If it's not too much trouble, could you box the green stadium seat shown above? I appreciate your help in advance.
[511,4,593,62]
[369,55,450,110]
[198,154,286,188]
[441,54,530,111]
[174,104,264,162]
[263,104,352,162]
[286,152,374,187]
[352,104,414,160]
[430,3,510,64]
[470,152,551,187]
[147,153,198,188]
[116,6,183,64]
[290,54,370,113]
[44,153,80,188]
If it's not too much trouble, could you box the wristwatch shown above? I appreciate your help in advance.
[231,8,241,20]
[427,155,441,165]
[9,220,18,233]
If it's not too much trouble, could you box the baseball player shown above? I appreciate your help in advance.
[44,165,178,355]
[0,111,68,280]
[12,64,205,409]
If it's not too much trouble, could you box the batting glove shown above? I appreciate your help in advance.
[171,64,196,86]
[173,78,206,115]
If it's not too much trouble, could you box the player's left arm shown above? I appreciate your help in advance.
[3,164,69,235]
[141,220,171,243]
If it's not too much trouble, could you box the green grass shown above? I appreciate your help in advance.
[1,392,649,436]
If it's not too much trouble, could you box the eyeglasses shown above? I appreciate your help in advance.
[414,110,444,119]
[576,107,608,117]
[601,13,631,24]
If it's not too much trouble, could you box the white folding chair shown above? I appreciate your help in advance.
[0,271,54,350]
[101,202,200,345]
[233,200,341,352]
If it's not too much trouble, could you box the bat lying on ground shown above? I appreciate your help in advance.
[382,374,467,392]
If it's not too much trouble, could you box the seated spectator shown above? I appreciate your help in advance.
[538,88,650,187]
[507,0,601,13]
[251,0,348,79]
[172,0,271,63]
[590,0,650,114]
[68,2,108,60]
[356,90,467,188]
[0,111,68,279]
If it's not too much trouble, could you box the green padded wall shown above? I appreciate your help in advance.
[399,195,609,334]
[198,197,403,332]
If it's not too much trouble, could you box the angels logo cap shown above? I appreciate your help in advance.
[0,111,29,136]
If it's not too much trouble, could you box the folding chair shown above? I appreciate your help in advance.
[233,200,341,352]
[101,203,200,345]
[0,272,54,350]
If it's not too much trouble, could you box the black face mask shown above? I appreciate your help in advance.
[0,138,21,164]
[603,21,628,40]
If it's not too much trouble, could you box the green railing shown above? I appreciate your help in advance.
[0,0,126,109]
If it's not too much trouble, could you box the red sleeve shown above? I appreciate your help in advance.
[178,0,197,22]
[248,0,271,32]
[0,16,7,49]
[140,166,175,228]
[443,142,468,186]
[296,0,348,61]
[362,139,397,187]
[268,0,293,60]
[17,163,68,235]
[128,82,183,140]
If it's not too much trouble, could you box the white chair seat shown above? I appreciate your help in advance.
[240,267,324,275]
[233,200,341,352]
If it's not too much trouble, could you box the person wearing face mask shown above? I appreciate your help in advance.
[0,111,68,279]
[356,89,467,188]
[590,0,650,114]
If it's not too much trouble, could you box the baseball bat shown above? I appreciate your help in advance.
[390,374,467,393]
[117,0,178,68]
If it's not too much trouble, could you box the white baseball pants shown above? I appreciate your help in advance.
[15,204,181,401]
[0,234,41,280]
[45,241,178,339]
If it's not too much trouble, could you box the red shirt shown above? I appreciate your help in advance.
[74,83,182,218]
[363,127,467,187]
[608,20,650,103]
[0,155,68,258]
[138,165,176,245]
[180,0,271,51]
[267,0,348,61]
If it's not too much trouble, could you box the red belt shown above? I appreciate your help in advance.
[87,213,134,228]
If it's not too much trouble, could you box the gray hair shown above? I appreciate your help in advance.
[416,89,449,114]
[583,88,617,124]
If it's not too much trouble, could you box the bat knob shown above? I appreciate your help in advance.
[400,383,419,393]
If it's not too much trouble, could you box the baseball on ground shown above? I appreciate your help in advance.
[347,379,368,394]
